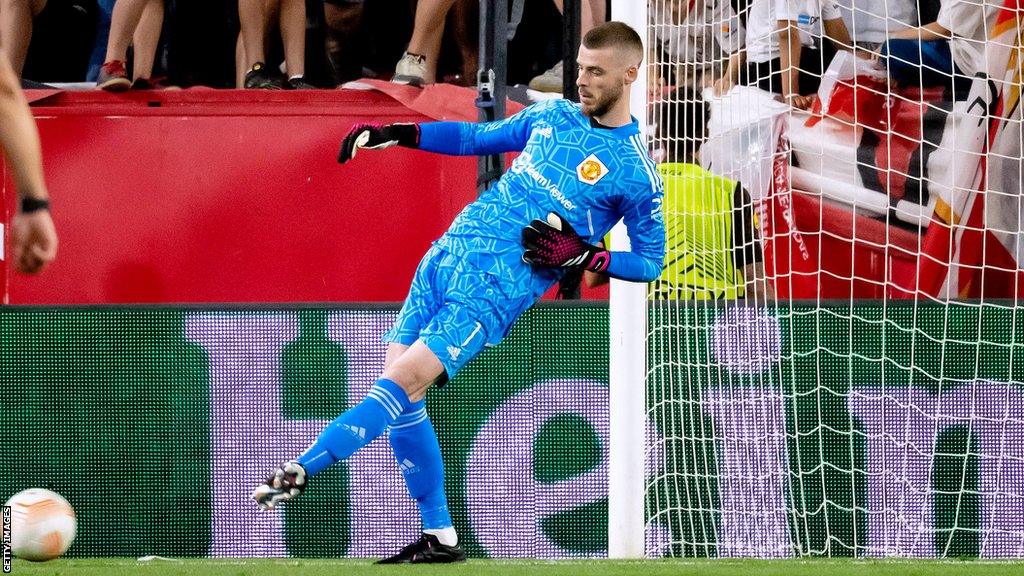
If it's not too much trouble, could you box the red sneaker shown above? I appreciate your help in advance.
[96,60,130,92]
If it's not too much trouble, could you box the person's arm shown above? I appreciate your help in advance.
[337,100,556,163]
[741,261,775,299]
[417,111,534,156]
[777,19,810,108]
[709,0,747,95]
[731,184,773,299]
[889,21,951,41]
[605,191,666,282]
[0,59,57,274]
[712,50,746,95]
[823,17,854,52]
[868,21,951,62]
[817,0,854,52]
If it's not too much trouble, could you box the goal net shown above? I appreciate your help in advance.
[642,0,1024,558]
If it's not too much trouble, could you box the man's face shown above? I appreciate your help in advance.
[576,44,637,118]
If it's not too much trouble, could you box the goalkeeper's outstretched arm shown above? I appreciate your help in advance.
[337,101,561,164]
[416,118,532,156]
[337,118,532,163]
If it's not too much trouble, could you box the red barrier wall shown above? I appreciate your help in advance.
[6,88,489,304]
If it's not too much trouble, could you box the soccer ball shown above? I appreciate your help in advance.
[4,488,77,561]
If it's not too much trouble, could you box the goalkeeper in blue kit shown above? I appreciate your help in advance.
[252,21,665,563]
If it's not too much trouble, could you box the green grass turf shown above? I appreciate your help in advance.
[8,558,1024,576]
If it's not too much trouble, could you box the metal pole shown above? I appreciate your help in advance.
[561,0,581,100]
[477,0,508,191]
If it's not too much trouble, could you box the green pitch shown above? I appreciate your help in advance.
[9,558,1024,576]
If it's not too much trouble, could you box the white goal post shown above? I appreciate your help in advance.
[608,0,649,559]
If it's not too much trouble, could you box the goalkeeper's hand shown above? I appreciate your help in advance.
[337,123,419,164]
[522,212,610,273]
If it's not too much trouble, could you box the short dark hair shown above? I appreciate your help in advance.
[653,89,708,163]
[582,21,644,65]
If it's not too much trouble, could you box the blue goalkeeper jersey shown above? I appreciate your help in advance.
[418,98,666,304]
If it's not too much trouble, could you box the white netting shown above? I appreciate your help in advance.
[643,0,1024,558]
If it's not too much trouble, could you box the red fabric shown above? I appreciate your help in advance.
[6,89,499,304]
[356,80,526,122]
[808,77,889,132]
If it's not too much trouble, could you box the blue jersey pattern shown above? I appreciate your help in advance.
[420,99,666,307]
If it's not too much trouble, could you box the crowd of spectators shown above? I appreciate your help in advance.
[649,0,984,109]
[0,0,568,90]
[0,0,994,103]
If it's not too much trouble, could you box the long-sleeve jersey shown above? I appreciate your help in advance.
[419,98,666,308]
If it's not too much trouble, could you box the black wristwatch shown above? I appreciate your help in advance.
[20,197,49,213]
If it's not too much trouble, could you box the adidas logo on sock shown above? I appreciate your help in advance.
[398,458,419,474]
[343,424,367,439]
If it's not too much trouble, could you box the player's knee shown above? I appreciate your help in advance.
[381,365,442,402]
[380,341,446,401]
[380,372,436,403]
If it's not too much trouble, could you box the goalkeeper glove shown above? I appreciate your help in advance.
[337,123,419,164]
[522,212,610,273]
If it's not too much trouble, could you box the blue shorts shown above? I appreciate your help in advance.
[384,245,527,378]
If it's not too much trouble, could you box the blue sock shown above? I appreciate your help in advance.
[389,401,453,530]
[298,378,411,476]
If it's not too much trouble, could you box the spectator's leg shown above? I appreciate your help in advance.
[130,0,163,81]
[87,0,117,81]
[239,0,287,87]
[323,0,360,34]
[278,0,304,79]
[551,0,604,36]
[529,0,604,92]
[450,0,475,84]
[583,0,604,35]
[0,0,47,77]
[238,0,270,68]
[235,33,243,86]
[404,0,456,83]
[105,0,150,64]
[323,0,363,83]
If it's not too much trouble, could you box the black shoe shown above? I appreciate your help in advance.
[376,533,466,564]
[287,76,317,89]
[244,62,286,89]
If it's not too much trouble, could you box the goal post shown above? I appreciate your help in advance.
[608,0,650,559]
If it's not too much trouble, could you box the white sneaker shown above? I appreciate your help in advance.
[528,61,564,93]
[393,52,427,87]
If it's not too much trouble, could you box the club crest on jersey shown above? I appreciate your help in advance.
[576,154,609,185]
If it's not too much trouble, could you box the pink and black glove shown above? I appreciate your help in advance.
[522,212,610,273]
[337,123,419,164]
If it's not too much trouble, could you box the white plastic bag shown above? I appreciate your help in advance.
[701,86,789,201]
[815,50,887,113]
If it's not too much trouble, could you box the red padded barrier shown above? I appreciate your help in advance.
[5,87,502,304]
